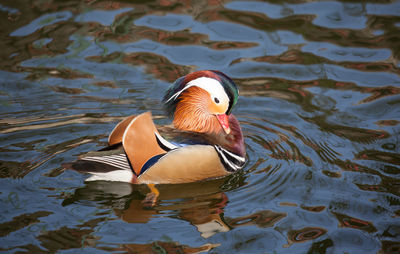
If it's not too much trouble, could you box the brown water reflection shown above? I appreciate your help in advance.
[332,211,377,233]
[1,0,400,253]
[232,49,400,76]
[87,51,191,83]
[218,5,400,58]
[63,179,286,241]
[285,227,327,247]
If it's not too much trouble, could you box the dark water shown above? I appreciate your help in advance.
[1,0,399,253]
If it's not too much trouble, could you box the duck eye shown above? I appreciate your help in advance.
[214,97,220,104]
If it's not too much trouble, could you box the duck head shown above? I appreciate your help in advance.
[163,70,239,135]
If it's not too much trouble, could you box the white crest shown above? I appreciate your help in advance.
[165,77,229,106]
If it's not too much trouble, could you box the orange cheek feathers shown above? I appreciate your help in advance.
[216,114,231,134]
[208,100,227,115]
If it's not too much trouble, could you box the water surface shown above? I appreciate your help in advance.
[0,1,399,253]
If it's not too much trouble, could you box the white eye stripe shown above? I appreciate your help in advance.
[166,77,229,105]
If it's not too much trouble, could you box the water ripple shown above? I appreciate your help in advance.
[1,0,399,253]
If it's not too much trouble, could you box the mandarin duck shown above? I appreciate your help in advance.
[64,70,246,188]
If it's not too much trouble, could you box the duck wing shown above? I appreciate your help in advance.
[120,112,170,175]
[108,115,137,146]
[64,112,174,182]
[62,146,135,182]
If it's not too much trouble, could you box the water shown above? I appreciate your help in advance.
[1,1,399,253]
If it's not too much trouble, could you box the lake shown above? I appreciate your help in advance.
[0,0,399,253]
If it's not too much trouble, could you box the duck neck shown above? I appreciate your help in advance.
[221,114,246,157]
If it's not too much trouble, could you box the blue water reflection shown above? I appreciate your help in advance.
[0,0,399,253]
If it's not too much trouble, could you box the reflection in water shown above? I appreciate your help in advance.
[301,115,390,144]
[0,211,52,237]
[1,217,102,253]
[122,242,219,254]
[1,0,400,253]
[63,179,286,241]
[286,227,327,247]
[332,211,377,233]
[87,51,191,83]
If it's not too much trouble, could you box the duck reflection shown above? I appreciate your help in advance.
[116,190,230,238]
[63,177,286,239]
